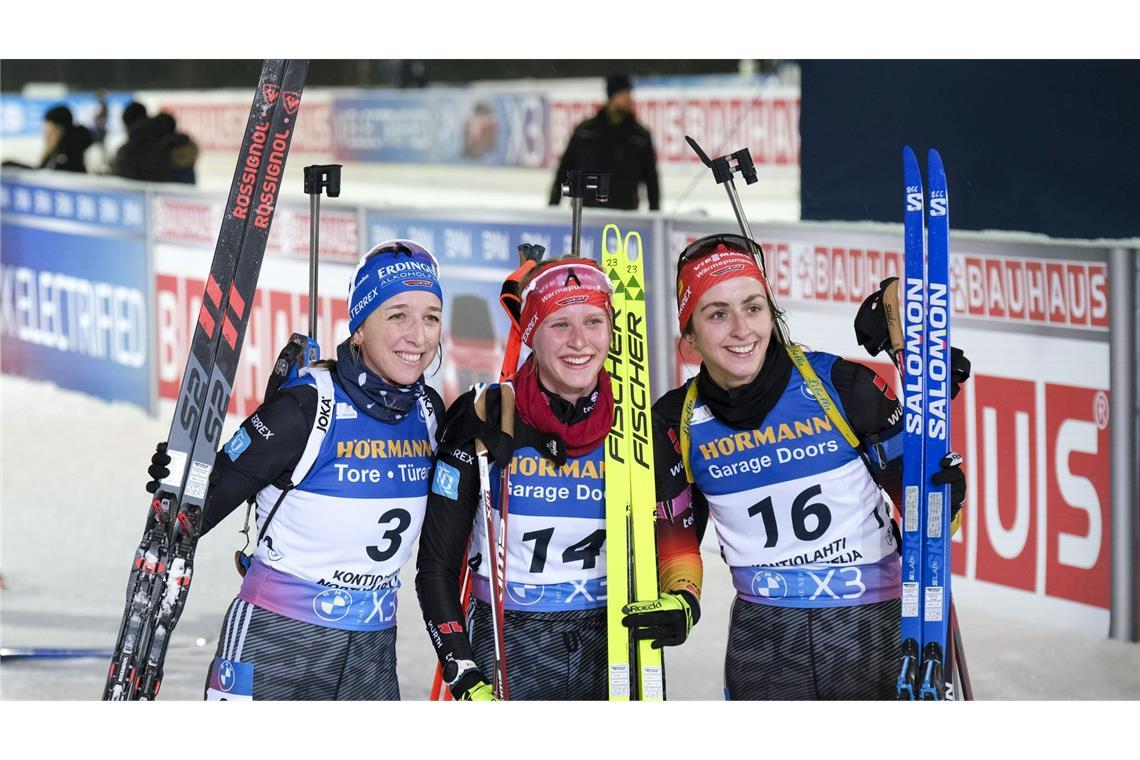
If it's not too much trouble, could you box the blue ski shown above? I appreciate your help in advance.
[897,145,926,699]
[919,149,952,700]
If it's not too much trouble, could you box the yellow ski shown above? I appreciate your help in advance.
[603,225,664,700]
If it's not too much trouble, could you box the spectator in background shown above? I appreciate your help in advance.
[39,105,94,173]
[111,103,199,184]
[112,101,165,181]
[154,112,199,185]
[121,100,148,132]
[548,74,660,212]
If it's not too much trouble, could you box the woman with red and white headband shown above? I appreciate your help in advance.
[415,257,699,700]
[652,234,968,699]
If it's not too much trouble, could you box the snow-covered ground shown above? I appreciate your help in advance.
[1,374,1137,701]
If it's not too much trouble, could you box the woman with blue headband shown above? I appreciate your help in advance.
[146,240,445,700]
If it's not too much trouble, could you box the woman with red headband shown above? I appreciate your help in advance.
[652,234,968,699]
[416,257,698,700]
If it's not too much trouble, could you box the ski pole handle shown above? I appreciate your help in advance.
[562,170,612,256]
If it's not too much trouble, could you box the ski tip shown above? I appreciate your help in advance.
[928,148,945,175]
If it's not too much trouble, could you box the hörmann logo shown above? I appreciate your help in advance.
[698,416,835,460]
[336,439,433,459]
[507,455,604,479]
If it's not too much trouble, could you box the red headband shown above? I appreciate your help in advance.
[676,247,767,331]
[519,260,613,346]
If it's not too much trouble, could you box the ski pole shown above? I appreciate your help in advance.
[684,136,791,347]
[428,242,545,701]
[303,164,341,340]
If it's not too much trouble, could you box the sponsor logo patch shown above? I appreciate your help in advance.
[224,428,252,461]
[432,461,460,500]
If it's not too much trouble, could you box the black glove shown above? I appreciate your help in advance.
[856,277,972,401]
[931,451,966,533]
[437,388,515,467]
[854,277,898,357]
[950,346,971,400]
[145,441,171,495]
[621,589,700,648]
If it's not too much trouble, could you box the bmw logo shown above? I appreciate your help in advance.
[218,659,236,692]
[313,588,354,621]
[751,570,788,599]
[506,582,543,607]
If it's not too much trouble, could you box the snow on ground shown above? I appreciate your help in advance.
[2,374,1136,700]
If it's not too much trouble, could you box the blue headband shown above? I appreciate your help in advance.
[348,240,443,334]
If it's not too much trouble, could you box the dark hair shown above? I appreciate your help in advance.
[153,112,177,135]
[122,101,148,128]
[44,105,73,128]
[606,73,632,99]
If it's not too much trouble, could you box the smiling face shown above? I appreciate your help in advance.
[530,303,612,402]
[352,290,442,386]
[686,276,774,389]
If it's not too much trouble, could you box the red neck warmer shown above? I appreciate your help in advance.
[514,356,614,457]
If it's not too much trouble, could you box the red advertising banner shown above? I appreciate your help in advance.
[548,91,801,167]
[154,99,333,155]
[153,195,361,262]
[156,270,349,420]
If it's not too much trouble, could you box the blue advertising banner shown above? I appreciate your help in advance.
[0,92,137,140]
[435,92,548,168]
[332,92,440,163]
[363,211,654,272]
[332,90,548,168]
[0,176,152,411]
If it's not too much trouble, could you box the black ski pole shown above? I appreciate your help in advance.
[303,164,341,340]
[684,135,791,346]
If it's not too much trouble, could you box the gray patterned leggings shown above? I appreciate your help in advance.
[468,600,609,700]
[724,597,901,700]
[204,597,400,700]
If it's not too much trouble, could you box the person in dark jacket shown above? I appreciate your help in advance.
[154,112,199,185]
[548,73,660,211]
[111,106,169,182]
[39,105,93,173]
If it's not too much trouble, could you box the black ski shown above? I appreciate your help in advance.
[104,59,309,701]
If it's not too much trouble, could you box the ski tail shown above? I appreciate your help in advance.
[919,148,952,700]
[897,144,926,700]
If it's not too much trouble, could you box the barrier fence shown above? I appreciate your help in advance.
[2,168,1135,633]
